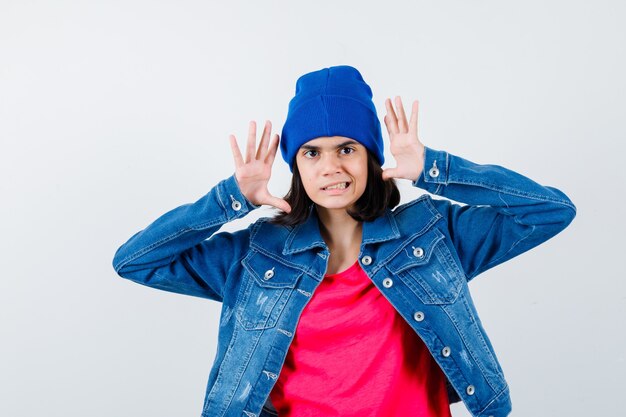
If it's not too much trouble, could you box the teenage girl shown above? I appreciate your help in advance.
[113,65,576,417]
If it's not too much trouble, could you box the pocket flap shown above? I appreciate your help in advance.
[242,251,303,288]
[386,227,446,274]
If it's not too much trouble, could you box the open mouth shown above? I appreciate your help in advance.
[321,182,351,191]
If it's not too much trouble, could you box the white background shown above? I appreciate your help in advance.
[1,1,624,416]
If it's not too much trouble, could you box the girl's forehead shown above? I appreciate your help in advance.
[300,136,362,148]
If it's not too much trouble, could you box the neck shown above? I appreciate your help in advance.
[316,206,363,249]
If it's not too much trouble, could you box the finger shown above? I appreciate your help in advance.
[384,98,399,134]
[395,96,408,132]
[229,134,244,168]
[381,167,399,181]
[267,196,292,213]
[383,114,392,134]
[409,100,419,134]
[245,121,256,164]
[256,120,271,160]
[266,133,279,165]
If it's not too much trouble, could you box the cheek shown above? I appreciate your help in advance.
[301,174,318,195]
[357,168,368,194]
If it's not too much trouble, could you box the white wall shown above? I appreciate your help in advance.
[1,1,623,416]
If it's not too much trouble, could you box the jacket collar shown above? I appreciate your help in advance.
[282,205,401,255]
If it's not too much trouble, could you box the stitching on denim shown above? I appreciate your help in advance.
[242,260,298,290]
[246,246,310,275]
[215,179,227,214]
[282,239,326,255]
[442,302,501,393]
[422,195,446,219]
[254,245,298,264]
[281,220,327,254]
[116,220,226,270]
[392,193,430,215]
[283,225,297,250]
[445,177,576,209]
[249,220,263,243]
[203,322,260,415]
[361,210,401,244]
[477,383,510,415]
[138,272,215,299]
[459,296,504,389]
[222,251,250,302]
[189,214,231,230]
[370,219,443,276]
[224,324,264,411]
[398,235,461,305]
[388,228,442,274]
[233,273,253,327]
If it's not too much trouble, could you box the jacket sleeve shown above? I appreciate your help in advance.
[414,146,576,282]
[111,174,259,302]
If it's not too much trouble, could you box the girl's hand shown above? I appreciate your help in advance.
[382,96,425,182]
[229,120,291,213]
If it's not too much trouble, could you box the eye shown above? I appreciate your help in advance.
[303,150,318,158]
[340,147,355,155]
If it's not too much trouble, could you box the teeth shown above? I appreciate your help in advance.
[325,182,348,190]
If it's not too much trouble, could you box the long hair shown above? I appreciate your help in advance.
[269,150,401,226]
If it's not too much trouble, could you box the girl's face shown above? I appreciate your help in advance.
[295,136,368,213]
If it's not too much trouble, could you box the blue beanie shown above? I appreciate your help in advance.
[280,65,385,172]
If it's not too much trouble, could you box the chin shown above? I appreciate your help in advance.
[314,200,357,211]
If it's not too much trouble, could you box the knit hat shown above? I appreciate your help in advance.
[280,65,385,172]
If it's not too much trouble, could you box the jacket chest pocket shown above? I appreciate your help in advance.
[235,251,303,331]
[386,227,464,305]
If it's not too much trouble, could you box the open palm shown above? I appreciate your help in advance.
[229,120,291,213]
[382,96,425,182]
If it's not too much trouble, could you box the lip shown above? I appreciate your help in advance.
[321,181,351,194]
[320,181,351,190]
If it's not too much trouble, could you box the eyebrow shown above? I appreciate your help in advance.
[300,140,360,151]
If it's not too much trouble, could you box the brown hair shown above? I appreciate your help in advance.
[269,150,401,226]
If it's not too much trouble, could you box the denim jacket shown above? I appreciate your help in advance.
[112,146,576,417]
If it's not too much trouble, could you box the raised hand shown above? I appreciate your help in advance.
[229,120,291,213]
[382,96,425,182]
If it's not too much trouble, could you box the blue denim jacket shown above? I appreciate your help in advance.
[112,146,576,417]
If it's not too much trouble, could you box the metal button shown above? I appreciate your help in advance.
[429,160,439,178]
[361,255,372,265]
[412,247,424,258]
[230,194,242,211]
[442,346,451,357]
[263,269,274,280]
[382,278,393,288]
[413,311,425,322]
[466,385,475,395]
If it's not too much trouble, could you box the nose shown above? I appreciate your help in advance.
[319,153,342,175]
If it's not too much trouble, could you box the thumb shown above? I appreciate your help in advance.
[381,167,399,181]
[266,195,292,214]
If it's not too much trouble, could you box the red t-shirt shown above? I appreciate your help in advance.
[269,260,452,417]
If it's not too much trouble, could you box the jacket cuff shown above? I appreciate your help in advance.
[217,174,261,220]
[412,146,449,194]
